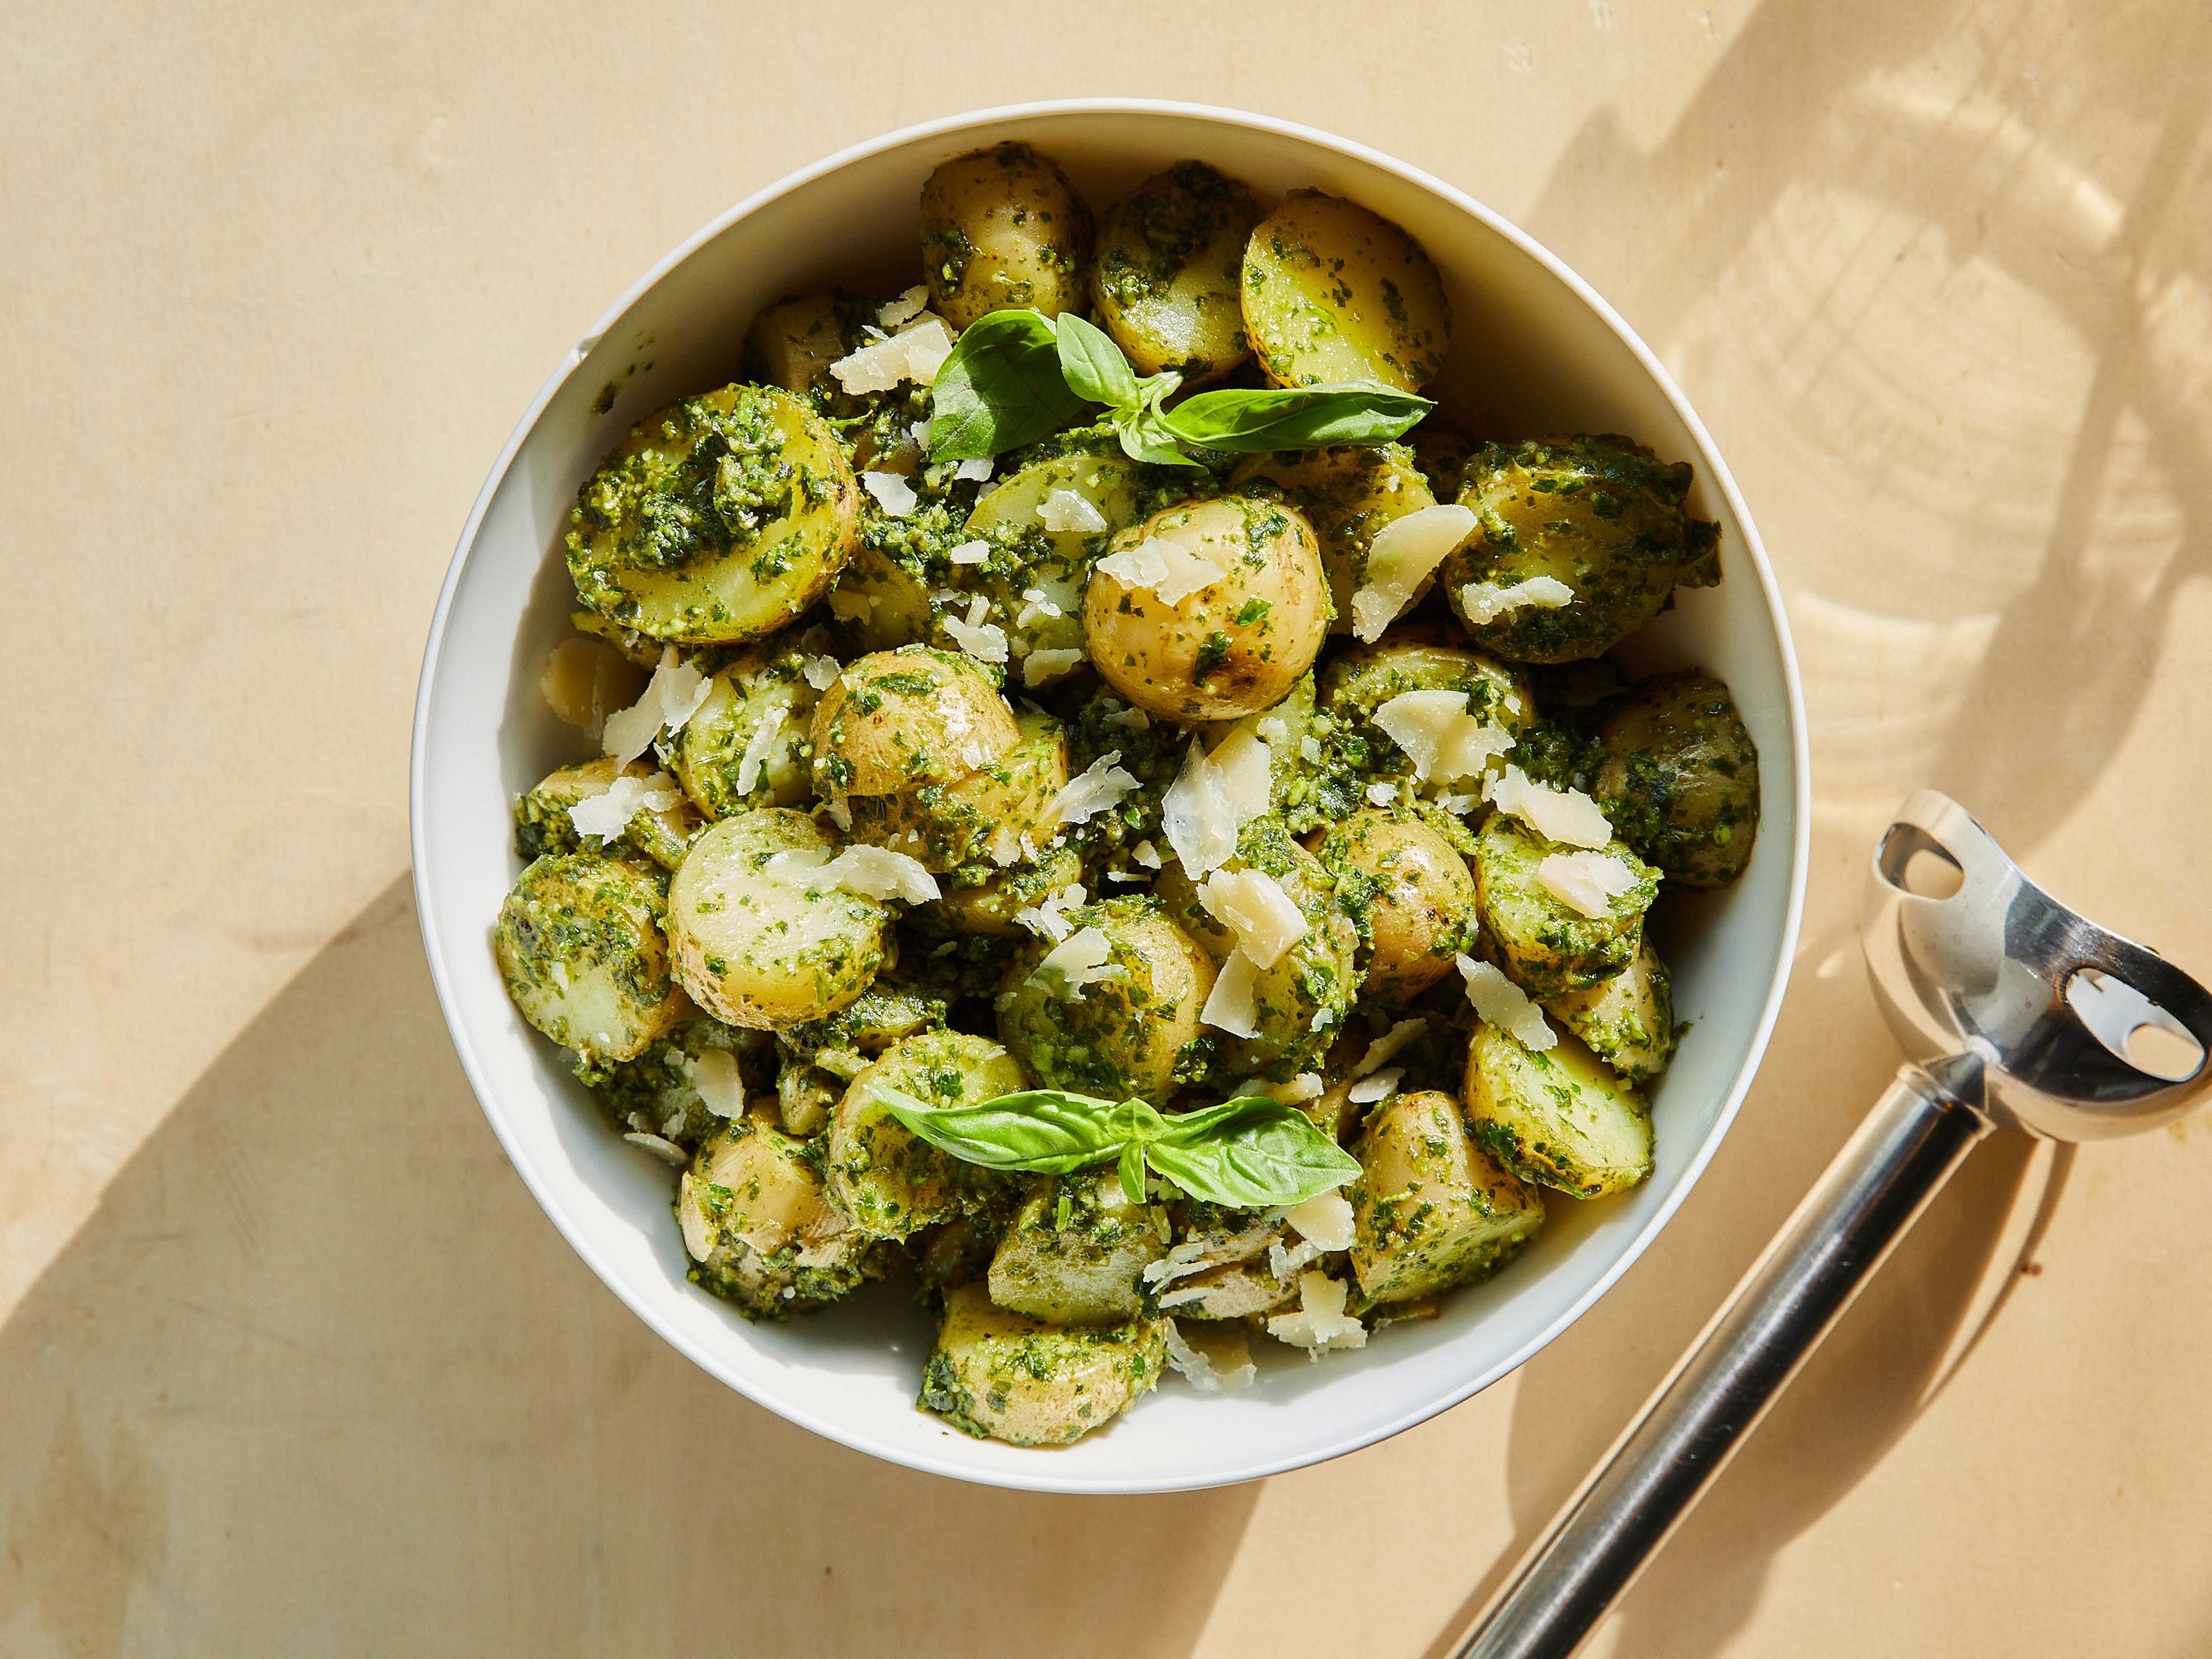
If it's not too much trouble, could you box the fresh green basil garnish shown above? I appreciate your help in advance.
[925,306,1433,467]
[870,1083,1361,1209]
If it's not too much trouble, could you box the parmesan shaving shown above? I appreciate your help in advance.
[953,457,994,483]
[1037,488,1108,535]
[801,654,840,691]
[623,1132,689,1169]
[1200,949,1263,1038]
[732,694,791,797]
[1370,688,1514,785]
[1197,869,1308,969]
[1022,647,1084,686]
[603,647,712,766]
[876,285,927,328]
[1095,535,1222,605]
[1537,850,1642,918]
[1132,839,1162,870]
[1266,1072,1323,1104]
[1164,1320,1256,1395]
[1213,726,1274,820]
[1366,781,1397,807]
[1347,1067,1402,1105]
[1348,503,1478,642]
[767,846,939,904]
[829,315,954,393]
[1457,956,1557,1050]
[942,613,1009,664]
[1486,764,1614,848]
[1013,881,1086,943]
[946,538,989,565]
[1266,1272,1368,1358]
[684,1048,745,1118]
[1459,574,1575,624]
[1285,1191,1356,1252]
[1355,1017,1427,1077]
[1054,751,1141,824]
[861,471,918,517]
[567,769,683,840]
[1029,926,1127,1001]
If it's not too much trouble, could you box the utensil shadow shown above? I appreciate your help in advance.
[0,878,1257,1658]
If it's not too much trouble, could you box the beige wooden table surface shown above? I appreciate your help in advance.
[6,2,2210,1654]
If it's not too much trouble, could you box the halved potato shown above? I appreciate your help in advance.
[1471,815,1657,999]
[825,542,933,654]
[664,642,821,820]
[827,1031,1027,1240]
[566,383,857,644]
[679,1120,878,1319]
[920,143,1093,329]
[1546,941,1677,1085]
[1463,1025,1654,1198]
[1241,191,1450,391]
[1315,809,1479,1002]
[514,756,698,872]
[846,709,1067,872]
[995,896,1216,1100]
[988,1174,1169,1327]
[1092,161,1264,384]
[1232,444,1438,633]
[494,853,687,1064]
[810,646,1020,798]
[741,293,862,397]
[930,846,1085,938]
[921,1283,1166,1446]
[1351,1088,1545,1304]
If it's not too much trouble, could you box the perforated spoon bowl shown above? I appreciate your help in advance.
[1449,790,2212,1659]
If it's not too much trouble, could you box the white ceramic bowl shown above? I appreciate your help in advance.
[411,100,1808,1494]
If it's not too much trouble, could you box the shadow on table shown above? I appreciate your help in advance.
[0,879,1257,1659]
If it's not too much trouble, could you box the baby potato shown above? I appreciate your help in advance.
[514,755,699,872]
[920,142,1094,329]
[494,853,687,1065]
[1092,161,1264,384]
[1546,941,1677,1085]
[665,809,891,1027]
[1316,809,1480,1002]
[1594,672,1760,888]
[679,1120,881,1319]
[1409,425,1476,499]
[809,646,1020,797]
[741,293,863,397]
[828,1031,1028,1239]
[1471,815,1658,999]
[826,543,933,655]
[566,383,858,645]
[847,709,1068,873]
[921,1283,1166,1447]
[1232,444,1438,634]
[664,641,821,820]
[1241,190,1450,392]
[996,896,1216,1100]
[1350,1088,1545,1305]
[988,1173,1170,1327]
[930,846,1086,937]
[1443,435,1722,664]
[1084,495,1330,721]
[1464,1026,1654,1199]
[1319,632,1535,786]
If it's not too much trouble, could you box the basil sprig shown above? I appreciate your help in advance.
[926,306,1433,467]
[870,1084,1362,1209]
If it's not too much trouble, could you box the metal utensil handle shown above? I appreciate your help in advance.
[1450,1058,1994,1659]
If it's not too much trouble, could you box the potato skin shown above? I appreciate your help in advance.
[514,756,699,872]
[1084,495,1330,721]
[1444,435,1721,664]
[1241,190,1450,392]
[1092,161,1264,384]
[1232,444,1438,634]
[920,142,1093,330]
[1316,809,1480,1002]
[494,853,687,1065]
[828,1031,1027,1240]
[1546,941,1677,1085]
[1463,1026,1654,1198]
[741,292,865,398]
[809,646,1020,797]
[566,383,857,645]
[921,1283,1166,1446]
[1594,672,1760,888]
[678,1120,881,1319]
[846,709,1067,873]
[665,641,821,819]
[665,809,891,1028]
[1350,1089,1544,1304]
[987,1173,1169,1327]
[1470,815,1658,999]
[995,896,1215,1100]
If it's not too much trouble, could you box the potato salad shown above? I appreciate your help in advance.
[495,144,1762,1447]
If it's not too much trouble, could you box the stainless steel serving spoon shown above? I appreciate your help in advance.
[1447,790,2212,1659]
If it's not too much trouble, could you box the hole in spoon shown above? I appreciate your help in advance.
[1877,824,1963,899]
[2065,968,2206,1083]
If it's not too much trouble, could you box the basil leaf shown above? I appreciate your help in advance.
[870,1084,1119,1172]
[1144,1100,1362,1208]
[1111,404,1203,468]
[927,310,1087,461]
[1161,381,1434,452]
[1054,312,1141,409]
[1118,1142,1149,1207]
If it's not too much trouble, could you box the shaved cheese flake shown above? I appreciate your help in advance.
[1095,535,1222,605]
[1131,839,1162,869]
[861,471,918,517]
[1366,781,1397,807]
[1054,751,1141,824]
[603,647,712,765]
[946,538,990,566]
[953,457,994,483]
[1286,1191,1356,1252]
[732,694,792,797]
[623,1132,689,1169]
[1347,1067,1402,1105]
[1213,726,1274,821]
[1371,688,1514,785]
[1349,503,1478,642]
[768,846,939,904]
[1029,925,1128,1001]
[1487,764,1613,849]
[943,613,1009,664]
[1457,955,1557,1050]
[1161,733,1271,881]
[568,768,683,840]
[821,793,852,832]
[801,654,840,691]
[1022,647,1085,686]
[830,315,954,393]
[876,285,927,328]
[1164,1320,1256,1395]
[1266,1272,1368,1358]
[1266,1072,1323,1104]
[1356,1017,1427,1077]
[1459,574,1575,624]
[1300,734,1323,764]
[1197,868,1308,969]
[1538,850,1642,918]
[1013,881,1086,943]
[1037,488,1108,535]
[684,1048,745,1118]
[1103,704,1151,732]
[1200,949,1263,1038]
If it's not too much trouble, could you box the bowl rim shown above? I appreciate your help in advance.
[410,97,1810,1494]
